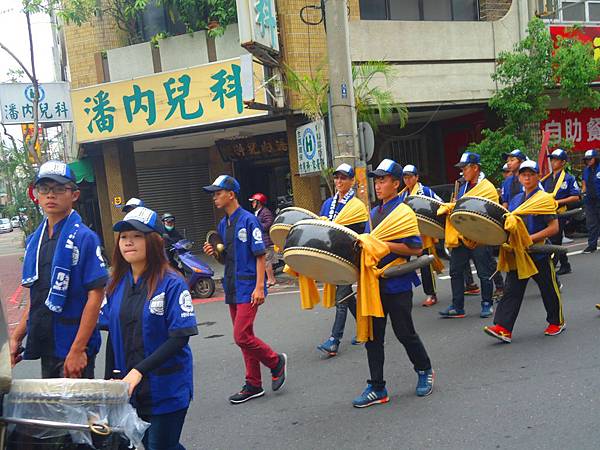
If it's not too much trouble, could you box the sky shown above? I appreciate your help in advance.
[0,0,56,83]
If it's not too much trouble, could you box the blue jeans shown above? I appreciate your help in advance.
[141,407,188,450]
[449,244,493,310]
[331,285,356,340]
[585,197,600,249]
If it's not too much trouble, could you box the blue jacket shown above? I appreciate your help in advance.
[501,175,523,205]
[100,271,197,415]
[399,183,442,203]
[583,163,600,203]
[365,196,422,294]
[542,170,580,201]
[218,207,267,304]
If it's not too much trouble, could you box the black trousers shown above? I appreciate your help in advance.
[41,354,96,379]
[420,248,436,296]
[365,291,432,390]
[493,256,563,332]
[549,218,569,267]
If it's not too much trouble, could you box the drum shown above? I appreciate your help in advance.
[270,207,320,250]
[2,379,146,449]
[283,220,360,285]
[449,196,509,246]
[405,195,446,239]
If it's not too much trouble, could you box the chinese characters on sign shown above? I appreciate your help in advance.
[540,108,600,153]
[70,57,267,143]
[296,120,328,176]
[216,132,287,162]
[237,0,280,55]
[0,82,72,124]
[550,25,600,62]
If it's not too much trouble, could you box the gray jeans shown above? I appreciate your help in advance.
[331,285,357,340]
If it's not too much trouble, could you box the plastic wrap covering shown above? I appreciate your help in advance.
[2,378,149,448]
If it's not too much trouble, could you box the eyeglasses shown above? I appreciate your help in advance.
[35,185,74,195]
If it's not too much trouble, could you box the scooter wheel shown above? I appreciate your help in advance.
[193,278,216,298]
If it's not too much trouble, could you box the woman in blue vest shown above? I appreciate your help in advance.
[100,206,198,450]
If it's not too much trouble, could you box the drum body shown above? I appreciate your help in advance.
[270,207,319,250]
[283,220,359,285]
[449,196,509,245]
[405,195,446,239]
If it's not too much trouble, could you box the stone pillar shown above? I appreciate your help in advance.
[93,141,138,257]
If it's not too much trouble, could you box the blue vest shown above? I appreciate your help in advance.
[542,170,580,201]
[218,207,267,304]
[100,271,197,415]
[583,163,600,203]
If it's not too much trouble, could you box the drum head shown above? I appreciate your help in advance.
[284,248,358,285]
[269,224,292,250]
[416,216,445,239]
[449,212,507,246]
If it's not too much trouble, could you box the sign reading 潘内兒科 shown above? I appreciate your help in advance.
[296,120,328,176]
[0,82,72,124]
[70,56,267,143]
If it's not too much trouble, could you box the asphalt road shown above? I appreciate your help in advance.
[3,235,600,449]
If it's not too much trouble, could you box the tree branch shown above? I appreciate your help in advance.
[0,41,34,81]
[25,11,41,165]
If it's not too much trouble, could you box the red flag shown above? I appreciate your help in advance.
[538,130,550,178]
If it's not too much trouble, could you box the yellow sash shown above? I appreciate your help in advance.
[422,235,444,273]
[437,178,499,249]
[541,170,568,213]
[497,190,558,279]
[292,197,369,310]
[355,203,420,342]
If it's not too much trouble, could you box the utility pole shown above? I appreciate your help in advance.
[323,0,369,204]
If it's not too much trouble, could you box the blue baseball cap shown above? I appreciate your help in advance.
[122,197,145,213]
[583,149,599,160]
[454,152,481,168]
[518,160,539,173]
[502,149,527,161]
[333,163,355,178]
[402,164,418,175]
[35,161,76,185]
[549,149,568,161]
[368,159,403,179]
[113,207,163,234]
[203,175,241,194]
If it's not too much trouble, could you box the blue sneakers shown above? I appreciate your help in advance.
[480,302,493,318]
[317,337,339,356]
[351,336,363,345]
[415,369,435,397]
[439,306,466,318]
[352,384,390,408]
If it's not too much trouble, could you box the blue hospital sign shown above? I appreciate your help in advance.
[296,119,328,176]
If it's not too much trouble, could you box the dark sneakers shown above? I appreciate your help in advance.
[583,246,597,254]
[271,353,288,391]
[229,385,265,404]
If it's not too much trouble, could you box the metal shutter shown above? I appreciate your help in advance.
[136,163,214,247]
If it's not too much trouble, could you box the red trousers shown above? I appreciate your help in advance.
[229,303,279,388]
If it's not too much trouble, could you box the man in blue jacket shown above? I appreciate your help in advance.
[203,175,287,404]
[501,149,527,208]
[582,149,600,253]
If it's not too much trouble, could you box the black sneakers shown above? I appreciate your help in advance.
[229,385,265,404]
[583,246,597,254]
[271,353,288,391]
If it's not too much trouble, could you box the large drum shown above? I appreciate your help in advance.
[449,196,509,245]
[270,207,319,250]
[2,379,147,449]
[283,220,360,285]
[405,195,446,239]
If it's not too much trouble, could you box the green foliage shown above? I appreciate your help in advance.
[158,0,237,37]
[467,129,527,185]
[284,61,408,132]
[552,36,600,112]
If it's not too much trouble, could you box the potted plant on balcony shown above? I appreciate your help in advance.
[158,0,236,37]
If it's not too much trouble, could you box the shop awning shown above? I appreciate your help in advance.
[68,158,94,183]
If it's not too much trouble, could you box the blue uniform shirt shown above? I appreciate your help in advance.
[508,188,557,261]
[25,218,107,360]
[365,196,422,294]
[501,175,523,204]
[218,207,267,304]
[100,271,198,415]
[542,170,580,200]
[583,163,600,202]
[320,190,367,233]
[398,183,442,203]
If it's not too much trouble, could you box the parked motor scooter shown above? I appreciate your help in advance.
[170,239,216,298]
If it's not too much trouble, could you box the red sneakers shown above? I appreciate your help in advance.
[483,324,512,343]
[422,295,438,307]
[544,323,566,336]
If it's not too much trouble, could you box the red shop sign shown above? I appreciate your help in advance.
[549,25,600,58]
[540,108,600,152]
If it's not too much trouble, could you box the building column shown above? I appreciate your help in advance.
[286,116,322,212]
[93,141,138,258]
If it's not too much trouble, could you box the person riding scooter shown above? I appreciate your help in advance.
[162,213,184,267]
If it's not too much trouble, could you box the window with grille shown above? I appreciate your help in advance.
[540,0,600,22]
[360,0,479,21]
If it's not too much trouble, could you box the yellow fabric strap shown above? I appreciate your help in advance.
[398,186,408,198]
[438,179,499,249]
[497,190,558,279]
[548,171,568,214]
[422,235,444,273]
[355,203,420,342]
[333,197,369,227]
